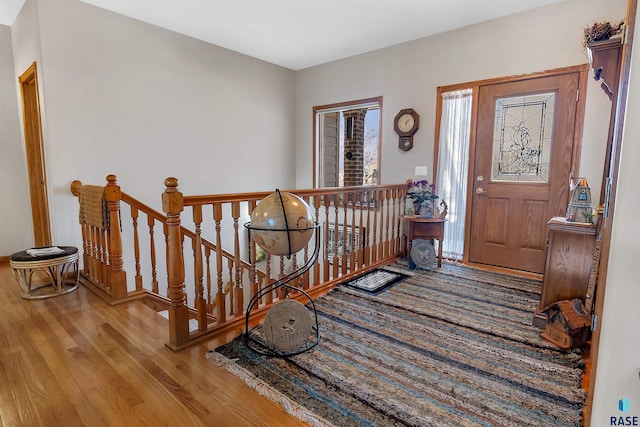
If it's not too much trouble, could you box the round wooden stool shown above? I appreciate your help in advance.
[10,246,79,299]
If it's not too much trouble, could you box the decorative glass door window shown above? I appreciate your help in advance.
[491,92,555,182]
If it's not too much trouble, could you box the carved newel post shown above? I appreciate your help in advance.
[162,177,189,349]
[104,175,127,299]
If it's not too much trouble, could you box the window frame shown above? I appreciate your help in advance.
[312,96,383,188]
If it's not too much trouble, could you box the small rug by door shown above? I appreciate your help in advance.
[210,262,586,427]
[343,268,410,294]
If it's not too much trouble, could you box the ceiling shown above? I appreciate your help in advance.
[1,0,568,70]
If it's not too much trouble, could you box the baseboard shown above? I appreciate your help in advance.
[0,256,9,264]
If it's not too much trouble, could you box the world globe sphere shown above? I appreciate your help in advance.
[250,191,315,257]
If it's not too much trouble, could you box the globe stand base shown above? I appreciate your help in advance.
[244,283,320,357]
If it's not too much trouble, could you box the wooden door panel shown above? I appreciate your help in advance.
[469,71,582,273]
[485,198,509,245]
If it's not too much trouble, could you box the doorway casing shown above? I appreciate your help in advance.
[19,62,51,247]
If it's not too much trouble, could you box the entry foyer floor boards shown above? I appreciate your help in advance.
[0,262,305,427]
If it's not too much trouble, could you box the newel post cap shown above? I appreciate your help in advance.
[104,174,121,202]
[162,177,183,214]
[70,180,82,196]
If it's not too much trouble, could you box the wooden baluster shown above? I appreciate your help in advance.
[227,260,235,316]
[213,203,226,323]
[301,195,311,290]
[332,198,340,278]
[312,196,322,288]
[96,228,103,284]
[163,222,169,293]
[80,222,90,276]
[264,251,273,305]
[91,226,100,284]
[205,247,213,315]
[101,228,109,286]
[148,216,159,294]
[357,190,365,268]
[292,252,301,293]
[371,190,379,263]
[341,193,349,275]
[257,276,265,306]
[248,201,259,306]
[180,233,187,305]
[88,225,97,283]
[231,201,243,316]
[104,175,127,300]
[162,177,189,349]
[393,188,401,255]
[192,205,206,332]
[364,190,373,266]
[94,227,102,285]
[379,189,386,260]
[384,189,391,258]
[278,255,286,300]
[389,188,396,256]
[131,206,143,291]
[323,196,331,281]
[350,191,357,270]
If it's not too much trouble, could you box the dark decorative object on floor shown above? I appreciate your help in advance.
[342,268,410,295]
[212,262,586,426]
[410,238,437,270]
[540,299,592,350]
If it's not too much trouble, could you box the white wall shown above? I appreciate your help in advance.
[295,0,626,196]
[591,3,640,423]
[0,24,32,255]
[6,0,296,253]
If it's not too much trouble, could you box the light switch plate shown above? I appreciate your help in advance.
[415,166,428,176]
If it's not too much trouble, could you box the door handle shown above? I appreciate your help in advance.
[476,187,487,195]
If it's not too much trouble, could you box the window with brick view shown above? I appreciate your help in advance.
[314,97,382,187]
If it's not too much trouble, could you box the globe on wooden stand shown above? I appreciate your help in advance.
[244,189,321,357]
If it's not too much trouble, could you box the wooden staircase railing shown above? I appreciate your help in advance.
[71,175,408,351]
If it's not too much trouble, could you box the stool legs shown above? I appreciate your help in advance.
[12,258,79,300]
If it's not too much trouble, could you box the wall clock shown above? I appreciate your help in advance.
[394,108,420,151]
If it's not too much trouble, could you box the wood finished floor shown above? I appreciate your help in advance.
[0,262,305,427]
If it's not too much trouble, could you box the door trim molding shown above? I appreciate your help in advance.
[434,64,588,266]
[19,62,51,247]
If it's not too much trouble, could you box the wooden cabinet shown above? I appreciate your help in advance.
[587,38,623,100]
[533,217,597,328]
[587,38,623,202]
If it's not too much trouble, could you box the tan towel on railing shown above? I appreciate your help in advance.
[78,185,109,229]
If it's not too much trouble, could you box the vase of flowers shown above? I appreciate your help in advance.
[406,180,439,217]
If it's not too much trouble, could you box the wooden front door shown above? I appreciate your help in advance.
[19,62,51,247]
[468,71,583,273]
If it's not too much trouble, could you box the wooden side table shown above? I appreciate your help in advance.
[401,216,445,268]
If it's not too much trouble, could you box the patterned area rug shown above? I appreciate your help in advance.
[343,268,410,294]
[210,262,586,427]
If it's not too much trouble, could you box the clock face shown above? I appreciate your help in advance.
[397,113,415,133]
